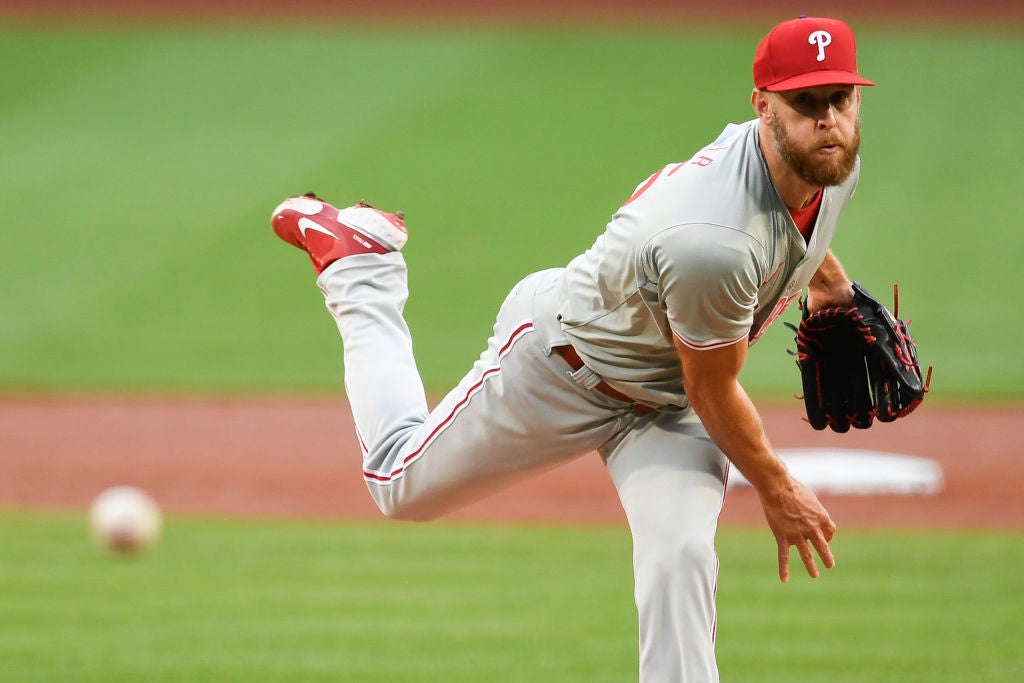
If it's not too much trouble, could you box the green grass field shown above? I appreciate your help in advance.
[1,509,1021,683]
[2,17,1023,683]
[1,21,1022,399]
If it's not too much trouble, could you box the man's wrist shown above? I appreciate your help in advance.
[807,280,854,310]
[742,456,792,499]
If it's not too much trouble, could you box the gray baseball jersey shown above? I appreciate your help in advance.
[303,117,860,683]
[555,119,859,407]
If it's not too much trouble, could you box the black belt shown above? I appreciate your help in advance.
[554,345,653,413]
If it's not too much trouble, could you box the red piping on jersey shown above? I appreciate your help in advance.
[760,261,785,289]
[623,166,668,206]
[673,329,747,351]
[665,161,688,176]
[362,321,535,484]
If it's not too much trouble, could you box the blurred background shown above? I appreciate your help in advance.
[1,4,1022,683]
[2,0,1022,401]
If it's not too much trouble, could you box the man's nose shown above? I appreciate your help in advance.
[816,105,838,128]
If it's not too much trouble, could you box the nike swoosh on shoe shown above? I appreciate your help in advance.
[298,217,337,239]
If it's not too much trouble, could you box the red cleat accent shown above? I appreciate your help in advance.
[271,193,408,273]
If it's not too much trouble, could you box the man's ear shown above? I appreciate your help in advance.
[751,88,773,122]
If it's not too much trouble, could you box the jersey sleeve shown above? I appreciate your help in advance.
[646,224,762,350]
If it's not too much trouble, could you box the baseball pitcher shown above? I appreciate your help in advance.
[270,16,926,682]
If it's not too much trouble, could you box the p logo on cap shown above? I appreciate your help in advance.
[753,17,875,91]
[808,30,832,62]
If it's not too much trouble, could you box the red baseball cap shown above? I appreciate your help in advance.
[753,16,875,91]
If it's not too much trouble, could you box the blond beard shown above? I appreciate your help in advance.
[771,108,861,187]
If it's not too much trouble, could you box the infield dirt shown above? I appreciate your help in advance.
[1,1,1020,529]
[1,397,1020,529]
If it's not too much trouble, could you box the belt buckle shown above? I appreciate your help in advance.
[555,345,652,413]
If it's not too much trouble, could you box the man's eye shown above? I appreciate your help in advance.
[830,92,851,109]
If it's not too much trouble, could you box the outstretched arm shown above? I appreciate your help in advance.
[674,336,836,582]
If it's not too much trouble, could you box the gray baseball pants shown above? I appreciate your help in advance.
[317,253,729,683]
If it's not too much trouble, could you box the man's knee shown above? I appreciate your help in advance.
[370,486,447,522]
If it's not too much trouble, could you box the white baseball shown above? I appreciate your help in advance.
[89,485,163,554]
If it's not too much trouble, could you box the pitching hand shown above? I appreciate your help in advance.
[759,478,836,583]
